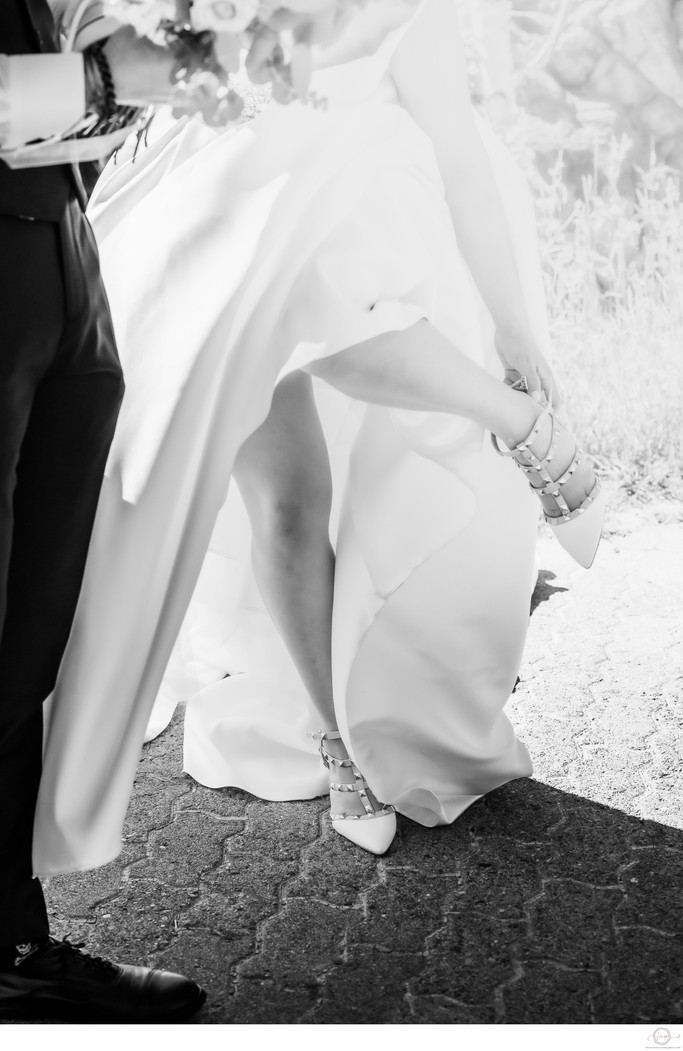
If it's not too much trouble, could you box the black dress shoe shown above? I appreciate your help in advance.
[0,937,206,1023]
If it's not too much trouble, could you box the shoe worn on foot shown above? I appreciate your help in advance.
[310,730,396,855]
[0,937,206,1023]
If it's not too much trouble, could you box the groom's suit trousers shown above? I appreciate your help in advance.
[0,201,124,945]
[0,0,123,948]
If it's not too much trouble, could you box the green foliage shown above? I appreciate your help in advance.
[529,136,683,502]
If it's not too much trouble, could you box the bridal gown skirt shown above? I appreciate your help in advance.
[33,91,547,874]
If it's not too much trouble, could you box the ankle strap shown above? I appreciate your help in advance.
[308,730,354,769]
[309,730,341,741]
[329,777,368,792]
[491,407,552,459]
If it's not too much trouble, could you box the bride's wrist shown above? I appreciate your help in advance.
[494,321,535,345]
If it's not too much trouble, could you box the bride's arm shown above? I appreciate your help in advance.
[310,0,418,71]
[390,0,557,401]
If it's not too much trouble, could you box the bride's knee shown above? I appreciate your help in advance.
[274,494,328,546]
[242,474,332,554]
[234,370,332,551]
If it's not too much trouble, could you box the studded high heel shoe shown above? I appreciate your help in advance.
[492,385,606,569]
[310,731,396,855]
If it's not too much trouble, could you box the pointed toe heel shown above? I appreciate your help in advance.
[548,481,607,568]
[332,808,397,855]
[492,392,605,569]
[310,730,396,856]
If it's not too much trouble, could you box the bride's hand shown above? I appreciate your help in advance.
[494,328,560,408]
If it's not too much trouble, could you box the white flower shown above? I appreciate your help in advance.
[190,0,260,33]
[105,0,176,38]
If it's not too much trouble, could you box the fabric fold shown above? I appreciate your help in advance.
[34,0,548,873]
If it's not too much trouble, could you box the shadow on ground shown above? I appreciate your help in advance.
[22,526,683,1024]
[530,569,569,615]
[37,724,681,1025]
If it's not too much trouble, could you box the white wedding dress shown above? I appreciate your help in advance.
[33,0,548,875]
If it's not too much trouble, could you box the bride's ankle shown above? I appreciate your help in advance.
[496,394,544,450]
[311,729,356,785]
[322,733,349,763]
[323,733,358,788]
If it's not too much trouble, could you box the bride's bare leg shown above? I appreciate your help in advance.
[308,320,538,441]
[307,319,594,513]
[233,371,388,819]
[233,371,335,728]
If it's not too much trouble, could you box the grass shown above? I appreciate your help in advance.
[527,138,683,511]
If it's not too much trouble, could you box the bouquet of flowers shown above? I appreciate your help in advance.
[106,0,375,126]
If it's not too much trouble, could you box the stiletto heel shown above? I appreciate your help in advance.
[492,387,605,569]
[309,730,396,855]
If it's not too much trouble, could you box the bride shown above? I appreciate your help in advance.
[33,0,604,868]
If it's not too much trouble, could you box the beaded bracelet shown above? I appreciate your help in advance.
[84,40,117,120]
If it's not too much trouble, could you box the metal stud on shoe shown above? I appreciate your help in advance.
[491,392,605,569]
[310,730,397,854]
[308,730,355,769]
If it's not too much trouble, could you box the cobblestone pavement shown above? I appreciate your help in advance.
[39,504,683,1025]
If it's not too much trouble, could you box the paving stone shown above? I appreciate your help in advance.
[397,995,499,1024]
[44,856,130,919]
[408,912,525,1008]
[285,831,383,907]
[589,927,683,1023]
[313,944,425,1024]
[31,521,683,1024]
[174,784,251,821]
[386,815,471,874]
[233,899,363,1023]
[520,880,624,970]
[445,838,549,922]
[352,870,445,953]
[124,776,194,843]
[128,811,230,887]
[156,928,254,1022]
[501,960,602,1023]
[614,849,683,932]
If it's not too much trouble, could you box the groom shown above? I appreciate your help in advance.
[0,0,205,1022]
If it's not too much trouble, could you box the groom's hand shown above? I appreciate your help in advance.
[101,26,176,107]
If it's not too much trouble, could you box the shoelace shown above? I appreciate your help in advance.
[47,936,119,977]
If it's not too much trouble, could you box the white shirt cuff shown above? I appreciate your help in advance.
[71,11,121,51]
[3,53,85,149]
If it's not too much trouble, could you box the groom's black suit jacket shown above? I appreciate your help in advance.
[0,0,78,219]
